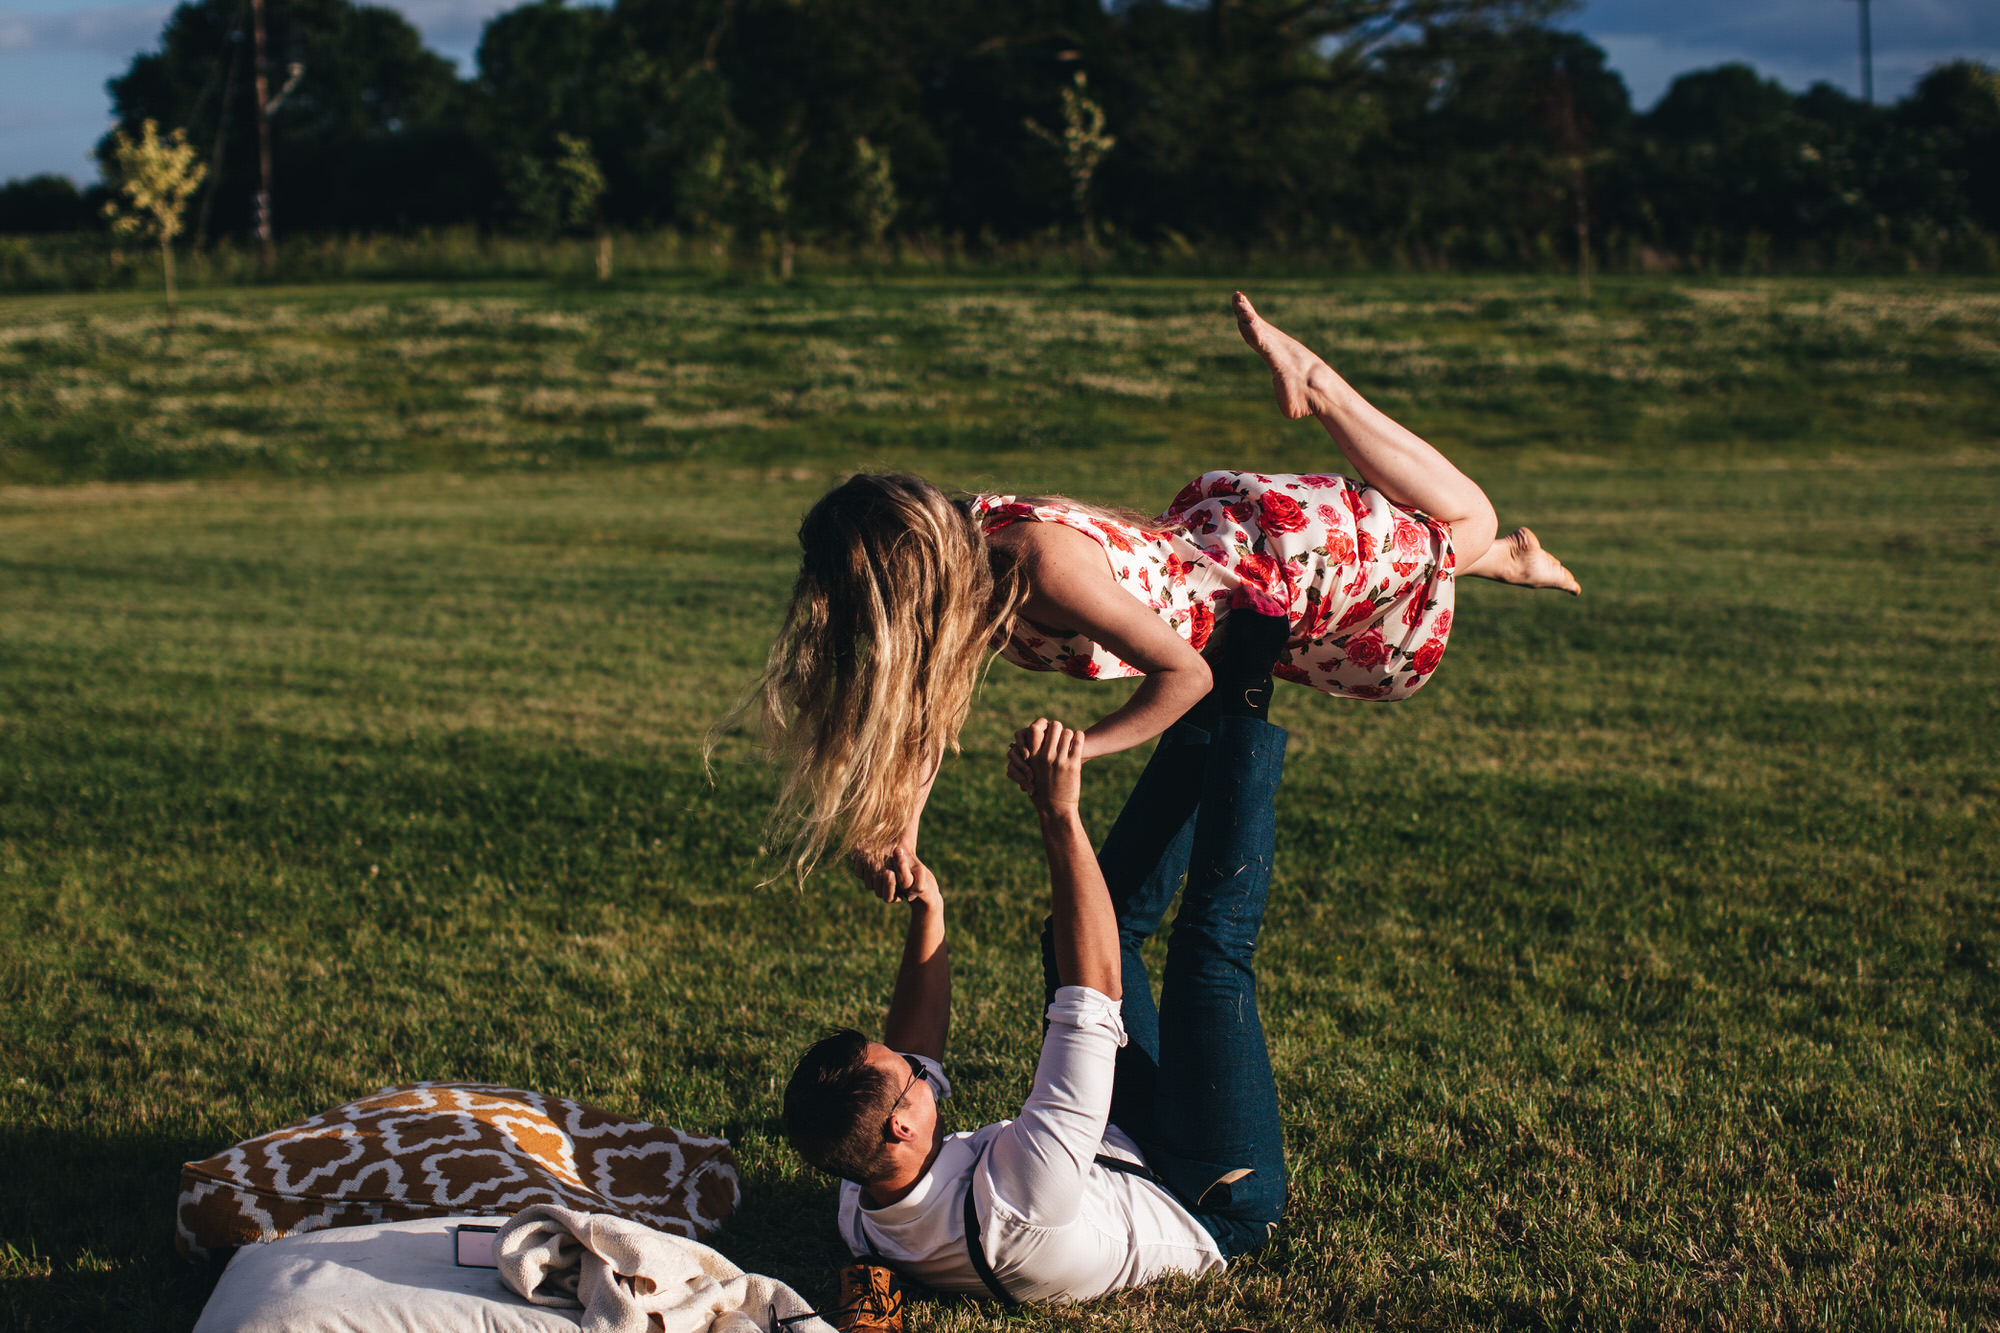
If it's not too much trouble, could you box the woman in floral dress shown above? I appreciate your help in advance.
[732,293,1580,893]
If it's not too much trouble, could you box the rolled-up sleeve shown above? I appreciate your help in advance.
[982,985,1125,1230]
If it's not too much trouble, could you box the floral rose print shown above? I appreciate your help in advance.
[1335,599,1379,634]
[1258,490,1309,535]
[1189,600,1215,650]
[1408,637,1446,677]
[973,468,1456,701]
[1343,628,1391,671]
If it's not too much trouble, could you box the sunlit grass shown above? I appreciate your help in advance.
[1,277,1996,1331]
[3,277,1997,490]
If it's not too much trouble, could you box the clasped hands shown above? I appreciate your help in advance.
[849,719,1087,901]
[1004,718,1085,818]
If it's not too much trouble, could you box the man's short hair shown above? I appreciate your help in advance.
[783,1028,903,1185]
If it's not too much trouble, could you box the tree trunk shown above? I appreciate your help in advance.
[779,233,795,281]
[596,232,613,281]
[1076,169,1098,280]
[162,236,178,328]
[1573,157,1591,301]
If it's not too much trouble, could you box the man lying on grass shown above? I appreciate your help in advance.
[782,617,1290,1304]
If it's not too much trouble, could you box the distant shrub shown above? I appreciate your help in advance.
[1,223,1998,294]
[0,175,97,234]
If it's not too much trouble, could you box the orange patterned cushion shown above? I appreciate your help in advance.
[176,1082,738,1261]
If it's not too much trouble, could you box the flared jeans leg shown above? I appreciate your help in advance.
[1045,716,1288,1257]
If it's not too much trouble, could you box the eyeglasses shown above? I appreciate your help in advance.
[884,1053,937,1131]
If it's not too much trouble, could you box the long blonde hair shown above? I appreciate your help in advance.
[720,474,1026,883]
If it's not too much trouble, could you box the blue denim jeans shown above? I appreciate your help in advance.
[1041,715,1288,1258]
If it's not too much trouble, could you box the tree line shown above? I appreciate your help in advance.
[4,0,1997,271]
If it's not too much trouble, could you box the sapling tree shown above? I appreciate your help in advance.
[1026,72,1116,269]
[677,137,734,262]
[554,133,611,279]
[848,137,899,256]
[740,157,796,279]
[102,119,206,327]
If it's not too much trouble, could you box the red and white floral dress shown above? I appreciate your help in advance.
[971,470,1456,701]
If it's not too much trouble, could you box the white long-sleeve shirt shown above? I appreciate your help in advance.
[837,985,1225,1303]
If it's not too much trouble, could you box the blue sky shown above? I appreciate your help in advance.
[3,0,1997,185]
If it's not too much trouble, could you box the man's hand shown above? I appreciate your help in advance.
[1009,718,1085,818]
[904,860,943,915]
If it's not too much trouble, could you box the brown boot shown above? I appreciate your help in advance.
[830,1260,902,1333]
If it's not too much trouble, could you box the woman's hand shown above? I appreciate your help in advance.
[1009,718,1085,818]
[849,830,922,903]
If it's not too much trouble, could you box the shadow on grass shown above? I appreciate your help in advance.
[0,1115,865,1331]
[704,1166,856,1309]
[0,1123,224,1332]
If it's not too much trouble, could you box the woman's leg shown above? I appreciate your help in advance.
[1233,292,1579,594]
[1456,524,1581,591]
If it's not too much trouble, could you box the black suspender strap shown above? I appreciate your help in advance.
[1092,1151,1166,1188]
[958,1149,1166,1308]
[960,1158,1018,1307]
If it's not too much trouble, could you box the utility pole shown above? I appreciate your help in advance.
[247,0,302,276]
[251,0,273,275]
[1857,0,1874,105]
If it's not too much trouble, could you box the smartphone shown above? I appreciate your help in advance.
[454,1224,501,1269]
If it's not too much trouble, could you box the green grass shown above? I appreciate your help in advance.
[4,276,1998,487]
[1,276,1996,1331]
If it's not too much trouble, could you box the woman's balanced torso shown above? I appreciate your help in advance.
[973,470,1459,702]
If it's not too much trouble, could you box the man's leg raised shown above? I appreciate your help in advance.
[1149,714,1287,1257]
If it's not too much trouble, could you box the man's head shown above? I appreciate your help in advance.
[783,1028,940,1188]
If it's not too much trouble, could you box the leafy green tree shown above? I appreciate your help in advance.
[0,176,96,234]
[102,120,206,323]
[79,0,1994,270]
[106,0,478,235]
[1898,62,2000,235]
[1640,62,1816,260]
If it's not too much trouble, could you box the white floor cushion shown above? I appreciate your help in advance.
[193,1216,584,1333]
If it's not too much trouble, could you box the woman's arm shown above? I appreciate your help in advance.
[849,758,938,900]
[858,520,1207,890]
[1002,522,1213,760]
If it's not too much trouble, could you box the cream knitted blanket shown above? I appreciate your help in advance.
[497,1204,832,1333]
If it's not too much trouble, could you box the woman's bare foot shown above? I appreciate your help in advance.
[1465,526,1582,594]
[1233,291,1339,420]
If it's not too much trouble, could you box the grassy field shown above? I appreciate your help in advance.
[1,276,1996,1331]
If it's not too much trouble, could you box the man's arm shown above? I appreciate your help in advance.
[979,720,1126,1240]
[1016,719,1120,999]
[881,863,948,1061]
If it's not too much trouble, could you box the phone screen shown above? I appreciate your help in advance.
[454,1225,501,1268]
